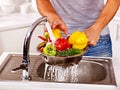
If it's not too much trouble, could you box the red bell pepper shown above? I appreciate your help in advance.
[55,38,71,51]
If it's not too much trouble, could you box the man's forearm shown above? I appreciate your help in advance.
[91,0,120,33]
[36,0,60,20]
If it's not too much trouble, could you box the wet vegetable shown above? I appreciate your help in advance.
[52,28,62,39]
[38,30,88,56]
[43,44,56,56]
[56,48,82,56]
[55,38,71,51]
[68,31,88,49]
[38,36,48,42]
[43,28,62,39]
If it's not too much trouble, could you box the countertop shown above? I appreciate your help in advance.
[0,9,120,90]
[0,52,120,90]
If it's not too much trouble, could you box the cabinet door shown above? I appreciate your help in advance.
[109,21,117,43]
[116,23,120,41]
[109,20,120,57]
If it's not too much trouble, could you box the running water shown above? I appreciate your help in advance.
[44,64,79,82]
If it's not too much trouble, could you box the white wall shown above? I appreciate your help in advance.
[0,24,44,55]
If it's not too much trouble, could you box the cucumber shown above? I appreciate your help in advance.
[56,48,82,56]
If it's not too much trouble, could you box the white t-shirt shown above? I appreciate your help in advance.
[50,0,109,35]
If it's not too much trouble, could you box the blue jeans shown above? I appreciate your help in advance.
[84,34,112,57]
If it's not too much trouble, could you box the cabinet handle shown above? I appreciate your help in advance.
[116,23,120,41]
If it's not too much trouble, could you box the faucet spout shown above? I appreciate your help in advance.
[12,16,47,81]
[23,16,47,62]
[22,16,47,80]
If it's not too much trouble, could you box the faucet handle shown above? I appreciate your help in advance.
[11,64,32,80]
[11,64,27,72]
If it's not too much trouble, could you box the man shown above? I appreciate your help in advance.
[36,0,120,57]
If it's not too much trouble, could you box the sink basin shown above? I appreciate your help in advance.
[37,57,116,85]
[37,60,107,83]
[0,54,116,85]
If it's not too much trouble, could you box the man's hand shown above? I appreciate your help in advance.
[84,27,100,46]
[36,0,68,35]
[48,16,68,35]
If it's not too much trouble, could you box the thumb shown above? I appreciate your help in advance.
[88,40,97,46]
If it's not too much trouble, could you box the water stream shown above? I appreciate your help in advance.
[44,64,79,82]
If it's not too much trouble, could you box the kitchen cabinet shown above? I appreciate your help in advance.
[109,20,120,42]
[109,18,120,58]
[108,7,120,58]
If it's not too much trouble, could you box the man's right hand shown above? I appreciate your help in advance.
[47,15,68,35]
[36,0,68,35]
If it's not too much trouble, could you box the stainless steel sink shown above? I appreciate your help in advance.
[37,57,116,85]
[0,54,116,85]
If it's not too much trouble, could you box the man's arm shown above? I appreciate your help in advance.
[36,0,68,34]
[36,0,59,20]
[92,0,120,33]
[84,0,120,46]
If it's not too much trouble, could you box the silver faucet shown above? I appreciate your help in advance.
[12,16,47,81]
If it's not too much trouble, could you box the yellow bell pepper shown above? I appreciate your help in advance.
[52,28,62,39]
[72,43,87,50]
[44,28,62,39]
[68,31,88,50]
[68,31,82,44]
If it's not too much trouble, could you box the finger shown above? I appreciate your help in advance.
[64,30,68,35]
[88,40,97,46]
[44,28,48,32]
[51,21,58,28]
[60,25,68,35]
[52,21,68,35]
